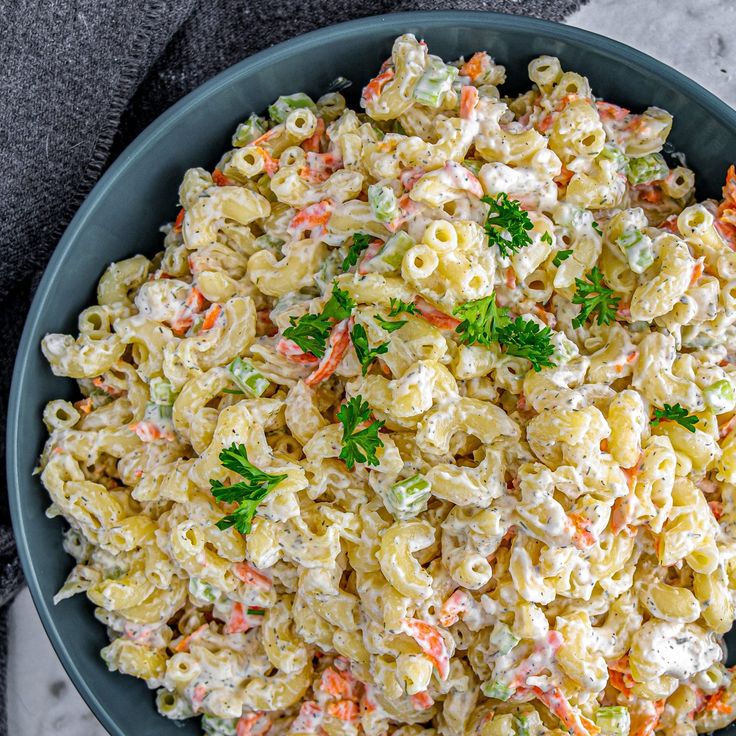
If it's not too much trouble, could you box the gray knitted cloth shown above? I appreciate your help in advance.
[0,0,587,730]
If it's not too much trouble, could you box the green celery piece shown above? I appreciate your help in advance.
[228,357,270,398]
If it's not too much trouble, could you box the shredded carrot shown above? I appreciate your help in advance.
[595,100,630,121]
[212,168,233,186]
[719,415,736,439]
[723,164,736,204]
[200,303,222,332]
[320,667,358,700]
[92,376,122,397]
[301,117,325,153]
[690,258,705,287]
[357,238,384,275]
[530,686,600,736]
[439,589,470,627]
[460,51,490,81]
[568,512,596,550]
[326,700,359,721]
[288,199,334,236]
[225,602,251,635]
[608,667,634,697]
[75,397,93,414]
[362,68,394,104]
[276,338,320,364]
[632,699,665,736]
[305,318,351,387]
[459,85,479,120]
[232,562,272,589]
[709,501,724,521]
[236,712,271,736]
[410,691,435,710]
[174,623,208,652]
[706,689,733,714]
[414,296,461,330]
[658,213,679,233]
[290,702,323,732]
[400,618,450,680]
[600,438,609,453]
[505,267,517,289]
[256,309,278,337]
[250,127,278,147]
[192,683,207,709]
[538,113,554,133]
[636,183,663,204]
[173,208,185,233]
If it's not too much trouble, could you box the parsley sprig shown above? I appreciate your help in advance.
[571,267,620,329]
[374,298,417,332]
[482,193,534,258]
[553,249,572,267]
[452,293,556,372]
[351,323,389,375]
[210,444,288,534]
[282,283,355,357]
[388,298,417,317]
[341,233,372,272]
[652,404,700,433]
[337,396,385,469]
[499,317,556,371]
[453,294,510,347]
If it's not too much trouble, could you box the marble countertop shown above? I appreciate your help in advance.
[8,2,736,734]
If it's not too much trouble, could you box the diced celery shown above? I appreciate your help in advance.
[626,152,669,185]
[228,357,270,398]
[268,93,316,123]
[704,379,736,414]
[144,402,173,422]
[616,229,654,274]
[481,681,512,701]
[386,474,431,520]
[413,57,458,108]
[462,159,483,176]
[368,183,399,223]
[550,331,579,365]
[232,113,267,147]
[149,377,177,406]
[514,714,531,736]
[595,706,630,736]
[202,715,238,736]
[188,577,219,604]
[363,231,415,274]
[598,143,628,173]
[253,233,285,254]
[489,622,519,655]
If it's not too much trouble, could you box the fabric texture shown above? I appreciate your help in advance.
[0,0,587,730]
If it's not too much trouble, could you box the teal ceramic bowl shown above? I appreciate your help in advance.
[8,10,736,736]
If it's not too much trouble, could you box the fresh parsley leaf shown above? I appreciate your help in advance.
[651,403,700,433]
[571,267,620,329]
[388,298,418,317]
[351,323,389,375]
[337,396,385,470]
[541,231,553,245]
[497,317,556,372]
[283,313,332,357]
[282,283,355,357]
[341,232,372,271]
[453,293,511,347]
[322,283,356,321]
[553,249,573,267]
[592,221,603,236]
[374,315,407,332]
[222,388,245,395]
[210,444,288,534]
[482,192,534,258]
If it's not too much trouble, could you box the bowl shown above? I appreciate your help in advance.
[8,10,736,736]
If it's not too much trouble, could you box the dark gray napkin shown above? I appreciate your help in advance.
[0,0,587,730]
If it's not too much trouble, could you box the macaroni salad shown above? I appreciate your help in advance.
[38,33,736,736]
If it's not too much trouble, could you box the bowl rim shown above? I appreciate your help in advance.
[8,9,736,735]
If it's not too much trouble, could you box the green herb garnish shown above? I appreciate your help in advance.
[498,317,556,371]
[337,396,385,470]
[351,323,389,375]
[592,221,603,236]
[482,192,534,258]
[341,233,373,272]
[571,267,620,328]
[652,403,700,433]
[282,283,355,357]
[453,293,511,347]
[210,444,288,534]
[541,231,553,245]
[388,298,418,317]
[374,315,407,332]
[553,249,573,267]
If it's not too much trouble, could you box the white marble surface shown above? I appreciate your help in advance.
[8,3,736,735]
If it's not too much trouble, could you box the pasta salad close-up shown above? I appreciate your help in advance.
[36,32,736,736]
